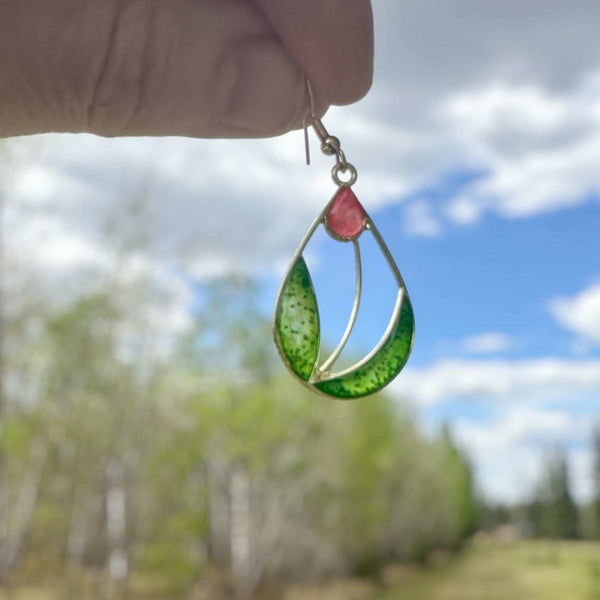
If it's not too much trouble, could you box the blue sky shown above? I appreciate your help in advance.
[254,161,600,502]
[292,186,600,364]
[5,0,600,502]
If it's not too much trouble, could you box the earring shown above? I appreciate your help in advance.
[273,83,414,399]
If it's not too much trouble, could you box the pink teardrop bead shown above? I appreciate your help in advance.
[325,187,367,241]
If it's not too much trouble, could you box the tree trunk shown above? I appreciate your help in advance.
[105,459,128,582]
[0,437,47,578]
[206,448,229,564]
[65,486,91,571]
[229,464,252,599]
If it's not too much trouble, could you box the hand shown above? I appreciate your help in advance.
[0,0,373,138]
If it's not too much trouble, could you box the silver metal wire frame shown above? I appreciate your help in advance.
[318,217,412,380]
[276,85,414,392]
[273,189,358,384]
[367,219,409,291]
[313,240,362,380]
[274,192,414,386]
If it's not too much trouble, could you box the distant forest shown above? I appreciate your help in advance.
[1,278,476,599]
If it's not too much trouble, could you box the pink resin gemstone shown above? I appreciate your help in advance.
[325,187,367,240]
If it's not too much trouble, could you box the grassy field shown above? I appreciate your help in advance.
[2,541,600,600]
[373,540,600,600]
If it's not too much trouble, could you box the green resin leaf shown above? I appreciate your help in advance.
[314,295,414,399]
[274,256,320,381]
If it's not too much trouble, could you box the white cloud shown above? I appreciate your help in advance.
[550,283,600,345]
[393,358,600,407]
[441,78,600,222]
[442,83,567,137]
[460,332,514,355]
[4,131,340,292]
[112,261,195,362]
[370,1,600,226]
[393,355,600,501]
[4,0,600,290]
[570,448,595,502]
[403,201,442,237]
[444,197,483,226]
[453,408,593,503]
[456,408,579,453]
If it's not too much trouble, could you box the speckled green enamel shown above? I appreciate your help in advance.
[274,256,320,381]
[314,294,414,398]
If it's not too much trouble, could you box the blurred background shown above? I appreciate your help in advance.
[2,1,600,598]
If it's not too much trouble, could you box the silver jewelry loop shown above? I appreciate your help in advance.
[335,148,348,169]
[332,162,357,187]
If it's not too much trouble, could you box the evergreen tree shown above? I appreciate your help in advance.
[589,423,600,539]
[537,449,579,539]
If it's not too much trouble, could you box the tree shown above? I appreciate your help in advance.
[0,134,480,596]
[591,423,600,538]
[535,448,579,539]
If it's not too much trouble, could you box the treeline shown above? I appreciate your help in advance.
[0,279,477,599]
[481,428,600,541]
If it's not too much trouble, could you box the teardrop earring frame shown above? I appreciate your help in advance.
[273,84,415,399]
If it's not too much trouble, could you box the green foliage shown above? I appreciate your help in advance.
[590,423,600,539]
[529,448,579,539]
[1,278,478,596]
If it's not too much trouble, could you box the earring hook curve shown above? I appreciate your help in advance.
[303,78,341,166]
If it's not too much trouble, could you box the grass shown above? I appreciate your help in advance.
[373,540,600,600]
[2,541,600,600]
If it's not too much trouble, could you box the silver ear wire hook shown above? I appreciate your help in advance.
[304,79,338,164]
[304,120,311,166]
[303,78,357,186]
[303,79,316,165]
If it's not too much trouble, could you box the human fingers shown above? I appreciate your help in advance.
[0,0,307,137]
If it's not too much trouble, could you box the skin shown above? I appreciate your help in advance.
[0,0,373,138]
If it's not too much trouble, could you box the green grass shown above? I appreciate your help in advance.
[2,541,600,600]
[373,541,600,600]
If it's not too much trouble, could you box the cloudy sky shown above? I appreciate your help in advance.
[5,0,600,503]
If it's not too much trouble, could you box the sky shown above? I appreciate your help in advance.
[4,0,600,503]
